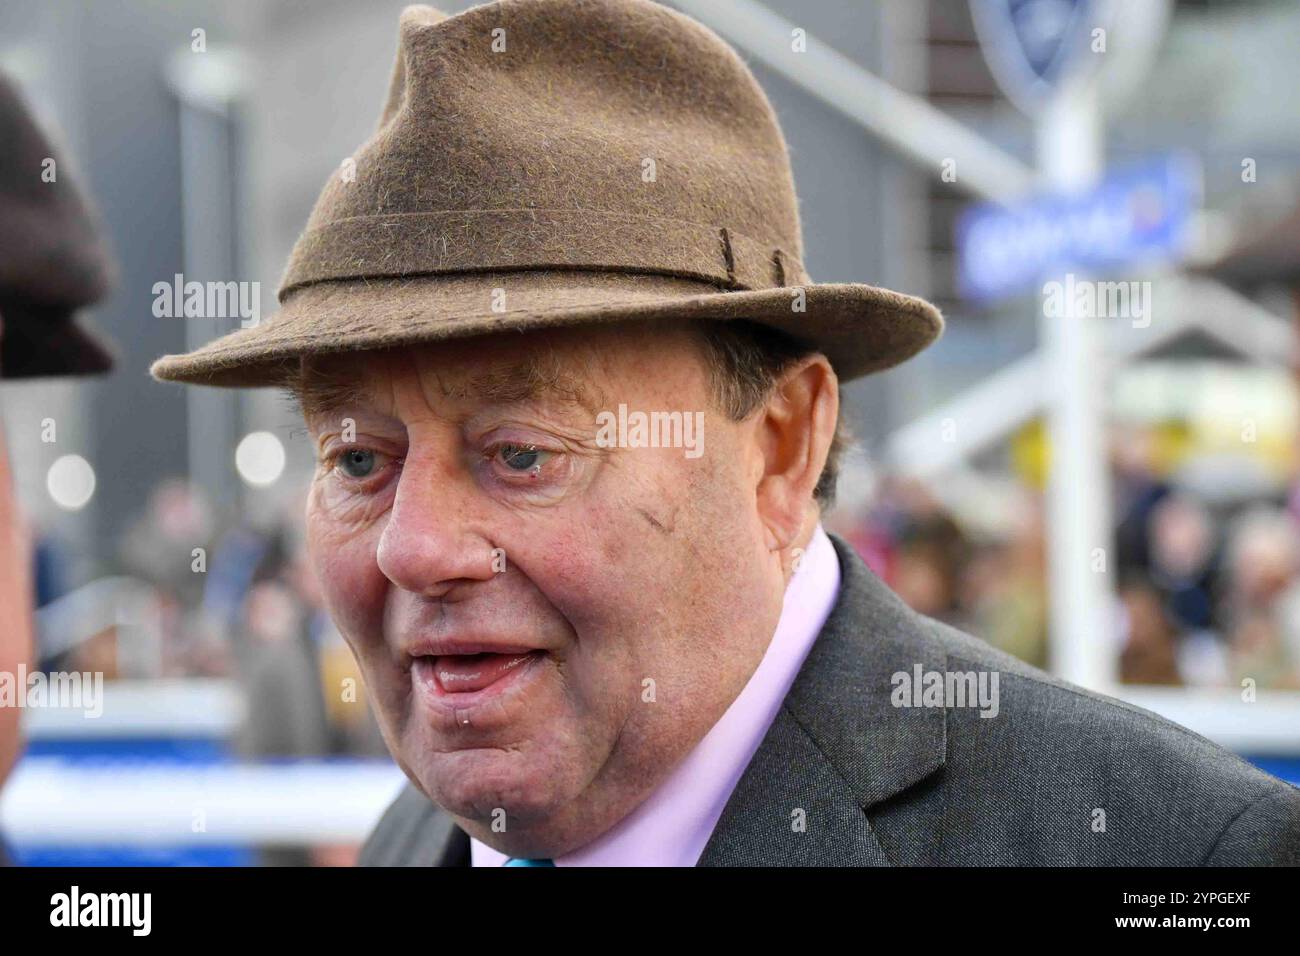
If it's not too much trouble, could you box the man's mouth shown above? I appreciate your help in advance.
[413,650,545,695]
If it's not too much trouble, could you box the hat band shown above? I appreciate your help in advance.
[278,208,807,301]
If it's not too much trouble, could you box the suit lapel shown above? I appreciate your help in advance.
[698,534,948,865]
[696,704,893,865]
[434,824,471,867]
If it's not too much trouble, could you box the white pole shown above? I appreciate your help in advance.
[1036,84,1115,691]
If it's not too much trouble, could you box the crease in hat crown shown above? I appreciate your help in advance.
[277,0,809,303]
[150,0,943,388]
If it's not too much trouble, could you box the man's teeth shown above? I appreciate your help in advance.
[439,667,484,683]
[434,651,534,685]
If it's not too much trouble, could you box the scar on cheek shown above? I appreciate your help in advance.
[637,506,676,535]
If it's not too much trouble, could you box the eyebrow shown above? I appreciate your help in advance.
[286,350,607,422]
[283,360,376,422]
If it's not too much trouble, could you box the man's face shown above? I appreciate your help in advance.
[301,321,787,856]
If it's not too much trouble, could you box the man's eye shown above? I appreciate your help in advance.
[497,443,551,473]
[337,448,378,479]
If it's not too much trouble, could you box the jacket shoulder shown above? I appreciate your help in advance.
[903,614,1300,865]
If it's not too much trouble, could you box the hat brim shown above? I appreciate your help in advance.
[148,271,942,388]
[1,304,115,380]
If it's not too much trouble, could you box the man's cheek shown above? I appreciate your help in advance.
[585,462,686,568]
[504,504,618,595]
[309,523,386,644]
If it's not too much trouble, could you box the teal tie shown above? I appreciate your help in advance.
[504,858,555,867]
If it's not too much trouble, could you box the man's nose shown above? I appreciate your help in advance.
[375,453,496,597]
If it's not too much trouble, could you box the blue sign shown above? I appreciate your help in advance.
[955,155,1201,303]
[970,0,1099,114]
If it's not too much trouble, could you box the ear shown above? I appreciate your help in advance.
[753,355,839,552]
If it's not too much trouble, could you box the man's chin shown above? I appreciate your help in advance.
[411,745,577,827]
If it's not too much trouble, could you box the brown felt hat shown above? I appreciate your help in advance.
[150,0,942,389]
[0,72,116,379]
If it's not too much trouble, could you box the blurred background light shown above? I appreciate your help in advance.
[234,431,285,488]
[45,454,96,511]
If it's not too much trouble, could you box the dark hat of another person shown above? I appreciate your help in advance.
[0,72,116,379]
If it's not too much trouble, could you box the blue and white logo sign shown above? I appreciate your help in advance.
[956,155,1201,303]
[970,0,1101,114]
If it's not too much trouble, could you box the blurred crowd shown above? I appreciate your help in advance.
[829,423,1300,691]
[34,478,388,763]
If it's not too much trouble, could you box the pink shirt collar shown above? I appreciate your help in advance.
[471,524,841,866]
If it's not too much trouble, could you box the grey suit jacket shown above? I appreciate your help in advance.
[359,535,1300,866]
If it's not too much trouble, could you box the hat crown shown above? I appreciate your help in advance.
[280,0,807,301]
